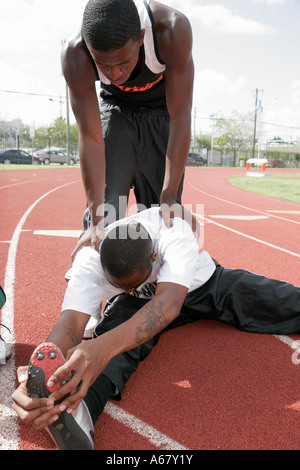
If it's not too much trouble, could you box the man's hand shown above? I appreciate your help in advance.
[43,339,111,414]
[159,200,200,240]
[11,366,60,430]
[71,223,103,262]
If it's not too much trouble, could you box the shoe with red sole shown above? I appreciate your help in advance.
[27,342,94,450]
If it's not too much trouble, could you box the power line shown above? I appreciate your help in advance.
[194,112,300,131]
[0,89,63,100]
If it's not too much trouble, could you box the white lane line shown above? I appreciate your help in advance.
[266,210,300,214]
[188,181,300,225]
[192,206,300,378]
[104,402,189,450]
[193,213,300,259]
[34,230,81,238]
[0,180,77,450]
[209,215,268,220]
[0,177,50,190]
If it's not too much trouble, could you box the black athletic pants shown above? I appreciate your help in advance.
[82,101,184,230]
[84,262,300,424]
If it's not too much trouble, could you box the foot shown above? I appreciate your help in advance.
[27,342,94,450]
[0,324,12,364]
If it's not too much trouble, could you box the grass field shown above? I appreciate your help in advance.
[229,171,300,204]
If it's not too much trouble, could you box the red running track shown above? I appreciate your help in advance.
[0,166,300,451]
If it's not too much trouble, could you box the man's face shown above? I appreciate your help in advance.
[87,32,144,86]
[104,251,157,294]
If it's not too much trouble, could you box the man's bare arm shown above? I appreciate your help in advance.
[45,309,90,356]
[152,1,194,205]
[45,282,188,409]
[61,34,105,249]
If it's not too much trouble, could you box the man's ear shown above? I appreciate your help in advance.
[151,251,157,263]
[139,29,145,46]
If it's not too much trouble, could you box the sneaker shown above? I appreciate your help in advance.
[83,315,99,339]
[27,342,94,450]
[65,271,99,340]
[64,268,72,282]
[0,324,12,364]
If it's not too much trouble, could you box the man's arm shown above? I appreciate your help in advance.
[45,282,188,411]
[152,1,194,206]
[45,309,90,356]
[11,309,90,430]
[61,34,105,251]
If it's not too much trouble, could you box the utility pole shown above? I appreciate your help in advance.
[192,107,196,158]
[252,88,263,159]
[210,115,215,166]
[66,82,71,164]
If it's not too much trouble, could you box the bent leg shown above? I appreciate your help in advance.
[81,103,138,232]
[134,108,184,207]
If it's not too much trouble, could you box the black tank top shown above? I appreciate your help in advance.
[82,1,166,109]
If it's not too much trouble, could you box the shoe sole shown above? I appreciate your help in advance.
[27,342,94,450]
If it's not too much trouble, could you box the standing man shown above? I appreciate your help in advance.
[61,0,194,252]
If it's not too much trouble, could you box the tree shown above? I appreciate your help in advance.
[195,135,211,150]
[214,111,254,166]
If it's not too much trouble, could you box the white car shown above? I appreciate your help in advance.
[35,149,77,165]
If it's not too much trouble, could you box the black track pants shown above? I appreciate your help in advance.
[84,264,300,423]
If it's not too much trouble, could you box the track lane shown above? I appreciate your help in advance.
[1,167,300,450]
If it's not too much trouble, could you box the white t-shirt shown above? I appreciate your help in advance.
[61,208,216,316]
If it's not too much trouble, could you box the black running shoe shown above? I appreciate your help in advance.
[27,342,94,450]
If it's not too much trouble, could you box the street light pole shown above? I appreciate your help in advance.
[61,39,71,164]
[252,88,263,159]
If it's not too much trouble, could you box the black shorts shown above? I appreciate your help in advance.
[92,265,300,399]
[82,101,184,229]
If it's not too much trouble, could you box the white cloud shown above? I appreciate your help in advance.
[196,4,276,35]
[194,70,246,100]
[166,1,276,35]
[253,0,285,4]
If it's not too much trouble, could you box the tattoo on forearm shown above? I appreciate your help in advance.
[135,300,168,344]
[63,326,80,345]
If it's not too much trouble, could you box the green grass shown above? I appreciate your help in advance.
[229,171,300,204]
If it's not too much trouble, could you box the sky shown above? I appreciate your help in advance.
[1,0,299,143]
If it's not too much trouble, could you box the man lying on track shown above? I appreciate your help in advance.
[12,207,300,450]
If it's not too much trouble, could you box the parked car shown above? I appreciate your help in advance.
[187,153,207,166]
[0,148,41,165]
[265,159,286,168]
[35,149,77,165]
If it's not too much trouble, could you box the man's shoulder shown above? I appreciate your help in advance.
[61,31,99,92]
[128,207,161,226]
[151,1,192,64]
[151,1,192,37]
[104,207,162,237]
